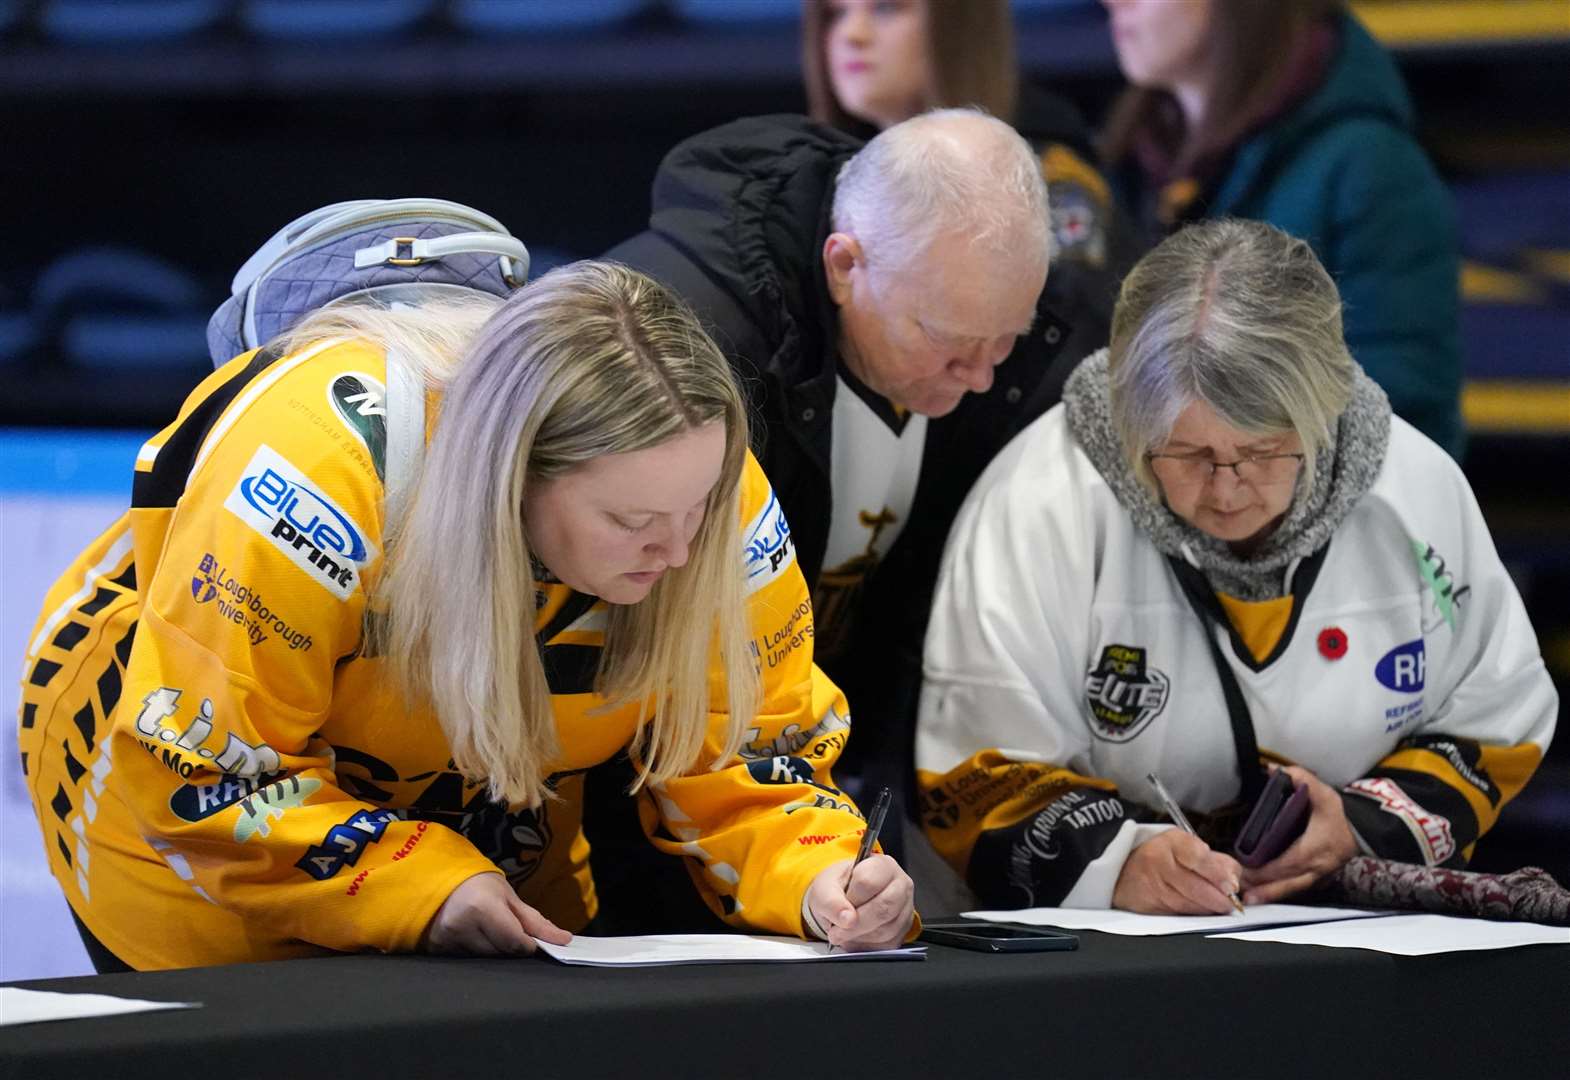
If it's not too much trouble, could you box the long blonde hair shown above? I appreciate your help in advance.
[275,289,502,392]
[380,261,759,808]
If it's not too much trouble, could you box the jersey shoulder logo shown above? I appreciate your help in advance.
[1084,644,1170,743]
[1411,539,1470,633]
[327,371,388,480]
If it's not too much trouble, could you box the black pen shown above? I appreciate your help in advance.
[822,787,892,950]
[1146,771,1245,915]
[848,785,892,879]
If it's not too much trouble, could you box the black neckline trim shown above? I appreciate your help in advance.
[837,364,910,435]
[536,589,600,648]
[1167,541,1331,673]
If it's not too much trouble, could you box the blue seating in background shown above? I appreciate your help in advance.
[1011,0,1099,18]
[60,313,211,369]
[33,247,210,370]
[449,0,650,34]
[670,0,798,26]
[1453,171,1570,265]
[0,0,24,36]
[34,247,205,322]
[0,312,37,366]
[39,0,229,44]
[240,0,436,40]
[1461,303,1570,382]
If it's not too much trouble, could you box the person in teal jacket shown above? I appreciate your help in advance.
[1100,0,1464,458]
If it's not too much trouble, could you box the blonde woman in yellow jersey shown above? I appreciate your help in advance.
[18,261,914,970]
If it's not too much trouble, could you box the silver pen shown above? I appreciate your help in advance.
[1146,771,1245,915]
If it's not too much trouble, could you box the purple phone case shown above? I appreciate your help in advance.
[1232,777,1310,868]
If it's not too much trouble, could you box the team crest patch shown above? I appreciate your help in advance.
[1084,644,1170,743]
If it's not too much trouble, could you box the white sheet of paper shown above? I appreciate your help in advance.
[0,987,201,1027]
[536,933,926,967]
[961,903,1387,936]
[1212,913,1570,955]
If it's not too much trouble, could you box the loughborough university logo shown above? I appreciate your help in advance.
[1084,644,1170,742]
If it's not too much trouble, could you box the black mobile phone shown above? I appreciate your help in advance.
[918,920,1079,953]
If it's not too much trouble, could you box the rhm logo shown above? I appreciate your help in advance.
[1376,640,1426,692]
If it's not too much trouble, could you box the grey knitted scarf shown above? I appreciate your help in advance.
[1063,348,1392,600]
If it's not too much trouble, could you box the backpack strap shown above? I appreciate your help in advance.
[1166,555,1269,808]
[381,346,427,540]
[354,233,527,275]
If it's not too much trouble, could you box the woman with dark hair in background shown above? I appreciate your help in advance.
[1100,0,1465,459]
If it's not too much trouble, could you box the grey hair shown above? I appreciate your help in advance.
[1107,218,1355,491]
[378,260,758,808]
[830,107,1050,270]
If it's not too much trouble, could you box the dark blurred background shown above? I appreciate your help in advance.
[1,0,1567,979]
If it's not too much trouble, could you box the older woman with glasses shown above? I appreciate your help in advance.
[915,218,1555,916]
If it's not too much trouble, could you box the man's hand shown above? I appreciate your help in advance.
[1241,765,1358,904]
[1112,830,1243,914]
[421,872,573,956]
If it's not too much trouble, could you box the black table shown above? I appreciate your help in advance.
[4,930,1567,1079]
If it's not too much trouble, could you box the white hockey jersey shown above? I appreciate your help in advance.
[917,405,1556,909]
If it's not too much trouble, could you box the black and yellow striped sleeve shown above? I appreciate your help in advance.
[1342,734,1543,867]
[918,751,1146,909]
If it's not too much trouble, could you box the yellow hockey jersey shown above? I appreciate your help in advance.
[19,337,872,970]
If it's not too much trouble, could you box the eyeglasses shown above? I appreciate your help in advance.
[1146,451,1305,488]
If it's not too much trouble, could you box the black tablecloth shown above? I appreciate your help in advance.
[4,930,1567,1079]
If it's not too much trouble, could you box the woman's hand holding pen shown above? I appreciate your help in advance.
[421,872,573,957]
[1240,765,1358,904]
[806,855,915,951]
[1112,831,1244,915]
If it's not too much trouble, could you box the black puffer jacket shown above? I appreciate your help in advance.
[606,113,1113,796]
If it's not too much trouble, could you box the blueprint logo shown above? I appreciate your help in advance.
[223,444,378,600]
[742,490,794,595]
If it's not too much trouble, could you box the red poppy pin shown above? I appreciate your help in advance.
[1318,626,1348,660]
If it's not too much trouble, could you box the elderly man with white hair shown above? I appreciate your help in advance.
[589,110,1113,925]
